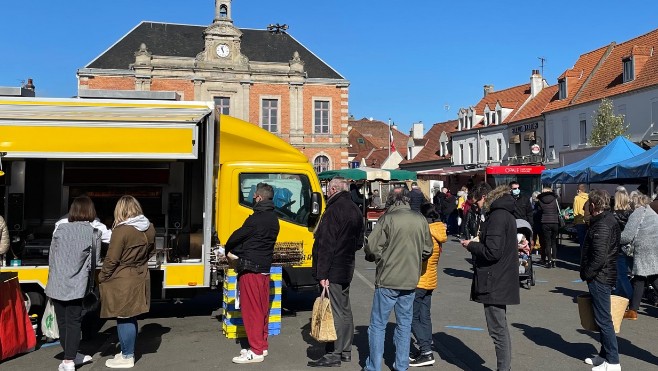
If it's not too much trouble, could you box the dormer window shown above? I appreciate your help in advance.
[491,112,497,125]
[623,57,634,82]
[558,78,567,100]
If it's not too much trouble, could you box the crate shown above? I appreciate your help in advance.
[222,266,283,339]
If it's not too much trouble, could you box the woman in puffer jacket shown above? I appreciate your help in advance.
[409,204,447,366]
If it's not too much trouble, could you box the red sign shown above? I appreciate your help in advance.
[486,165,545,175]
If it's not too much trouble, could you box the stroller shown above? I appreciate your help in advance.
[516,219,536,289]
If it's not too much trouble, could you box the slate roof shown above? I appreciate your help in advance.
[348,118,409,159]
[399,120,458,165]
[85,21,344,79]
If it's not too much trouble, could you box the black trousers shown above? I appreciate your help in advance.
[629,275,658,311]
[325,282,354,360]
[52,298,83,361]
[540,223,559,262]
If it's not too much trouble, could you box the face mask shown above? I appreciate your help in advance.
[512,189,521,196]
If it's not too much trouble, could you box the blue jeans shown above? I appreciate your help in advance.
[614,253,633,299]
[576,224,587,249]
[411,288,433,354]
[587,280,619,364]
[117,317,138,357]
[364,288,415,371]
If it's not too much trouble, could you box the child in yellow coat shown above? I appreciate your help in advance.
[410,204,448,366]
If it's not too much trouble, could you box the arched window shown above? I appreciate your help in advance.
[219,5,228,18]
[314,155,330,173]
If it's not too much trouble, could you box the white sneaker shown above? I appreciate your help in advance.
[105,355,135,368]
[592,361,621,371]
[263,349,268,357]
[232,349,264,364]
[585,355,605,366]
[58,361,75,371]
[74,353,93,365]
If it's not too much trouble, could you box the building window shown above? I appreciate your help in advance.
[314,100,330,134]
[623,58,634,82]
[219,5,228,18]
[214,96,230,115]
[357,138,365,144]
[492,113,496,125]
[459,144,464,164]
[496,110,502,125]
[440,141,448,157]
[261,99,278,133]
[485,140,490,161]
[313,155,330,173]
[562,118,569,146]
[497,138,502,161]
[579,114,587,144]
[558,79,567,100]
[468,143,474,164]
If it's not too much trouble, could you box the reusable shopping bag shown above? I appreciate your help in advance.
[310,287,336,342]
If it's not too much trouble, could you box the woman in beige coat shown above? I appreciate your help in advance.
[99,195,155,369]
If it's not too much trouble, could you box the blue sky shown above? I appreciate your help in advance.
[2,0,658,134]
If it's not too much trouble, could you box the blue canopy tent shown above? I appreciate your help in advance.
[589,145,658,182]
[541,136,645,184]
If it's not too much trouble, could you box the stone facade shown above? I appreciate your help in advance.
[77,1,349,171]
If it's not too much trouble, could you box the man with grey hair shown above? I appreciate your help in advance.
[309,177,364,367]
[362,189,433,371]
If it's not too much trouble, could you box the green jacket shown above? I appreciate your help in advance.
[365,203,433,290]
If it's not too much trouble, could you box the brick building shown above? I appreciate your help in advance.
[76,1,350,171]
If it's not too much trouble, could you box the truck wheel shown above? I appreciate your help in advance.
[25,291,45,315]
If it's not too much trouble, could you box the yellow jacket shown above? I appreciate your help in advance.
[417,221,448,290]
[573,192,589,225]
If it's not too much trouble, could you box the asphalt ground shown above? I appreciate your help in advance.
[3,236,658,371]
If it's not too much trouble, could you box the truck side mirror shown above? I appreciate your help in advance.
[310,192,322,216]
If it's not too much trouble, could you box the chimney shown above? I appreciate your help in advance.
[530,69,543,97]
[483,84,494,97]
[412,122,424,139]
[25,78,35,91]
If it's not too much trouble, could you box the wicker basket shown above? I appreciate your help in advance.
[577,294,629,334]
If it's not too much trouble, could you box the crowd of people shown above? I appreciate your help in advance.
[31,177,658,371]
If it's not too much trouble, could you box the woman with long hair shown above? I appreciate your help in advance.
[99,196,155,369]
[45,196,102,371]
[613,188,633,299]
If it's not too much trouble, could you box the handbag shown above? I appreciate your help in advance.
[556,200,565,228]
[310,286,337,342]
[82,229,101,312]
[621,207,647,257]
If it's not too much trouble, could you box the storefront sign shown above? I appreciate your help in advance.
[486,165,545,175]
[531,144,541,154]
[511,122,539,134]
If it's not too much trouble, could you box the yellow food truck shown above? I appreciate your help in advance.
[0,97,323,314]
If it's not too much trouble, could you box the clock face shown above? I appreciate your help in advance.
[216,44,230,58]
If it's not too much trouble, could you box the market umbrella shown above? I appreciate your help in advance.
[317,167,391,181]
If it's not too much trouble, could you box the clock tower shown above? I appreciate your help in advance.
[196,0,248,66]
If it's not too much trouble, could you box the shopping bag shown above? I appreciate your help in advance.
[310,287,336,342]
[41,298,59,339]
[577,294,628,334]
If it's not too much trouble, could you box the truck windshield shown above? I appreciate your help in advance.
[238,173,312,226]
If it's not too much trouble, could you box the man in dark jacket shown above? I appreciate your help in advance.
[226,183,280,364]
[580,189,621,371]
[509,181,533,224]
[433,188,446,221]
[442,188,458,234]
[537,187,560,268]
[462,184,519,371]
[409,182,427,212]
[309,178,364,367]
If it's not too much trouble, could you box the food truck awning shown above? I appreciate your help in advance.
[0,97,213,159]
